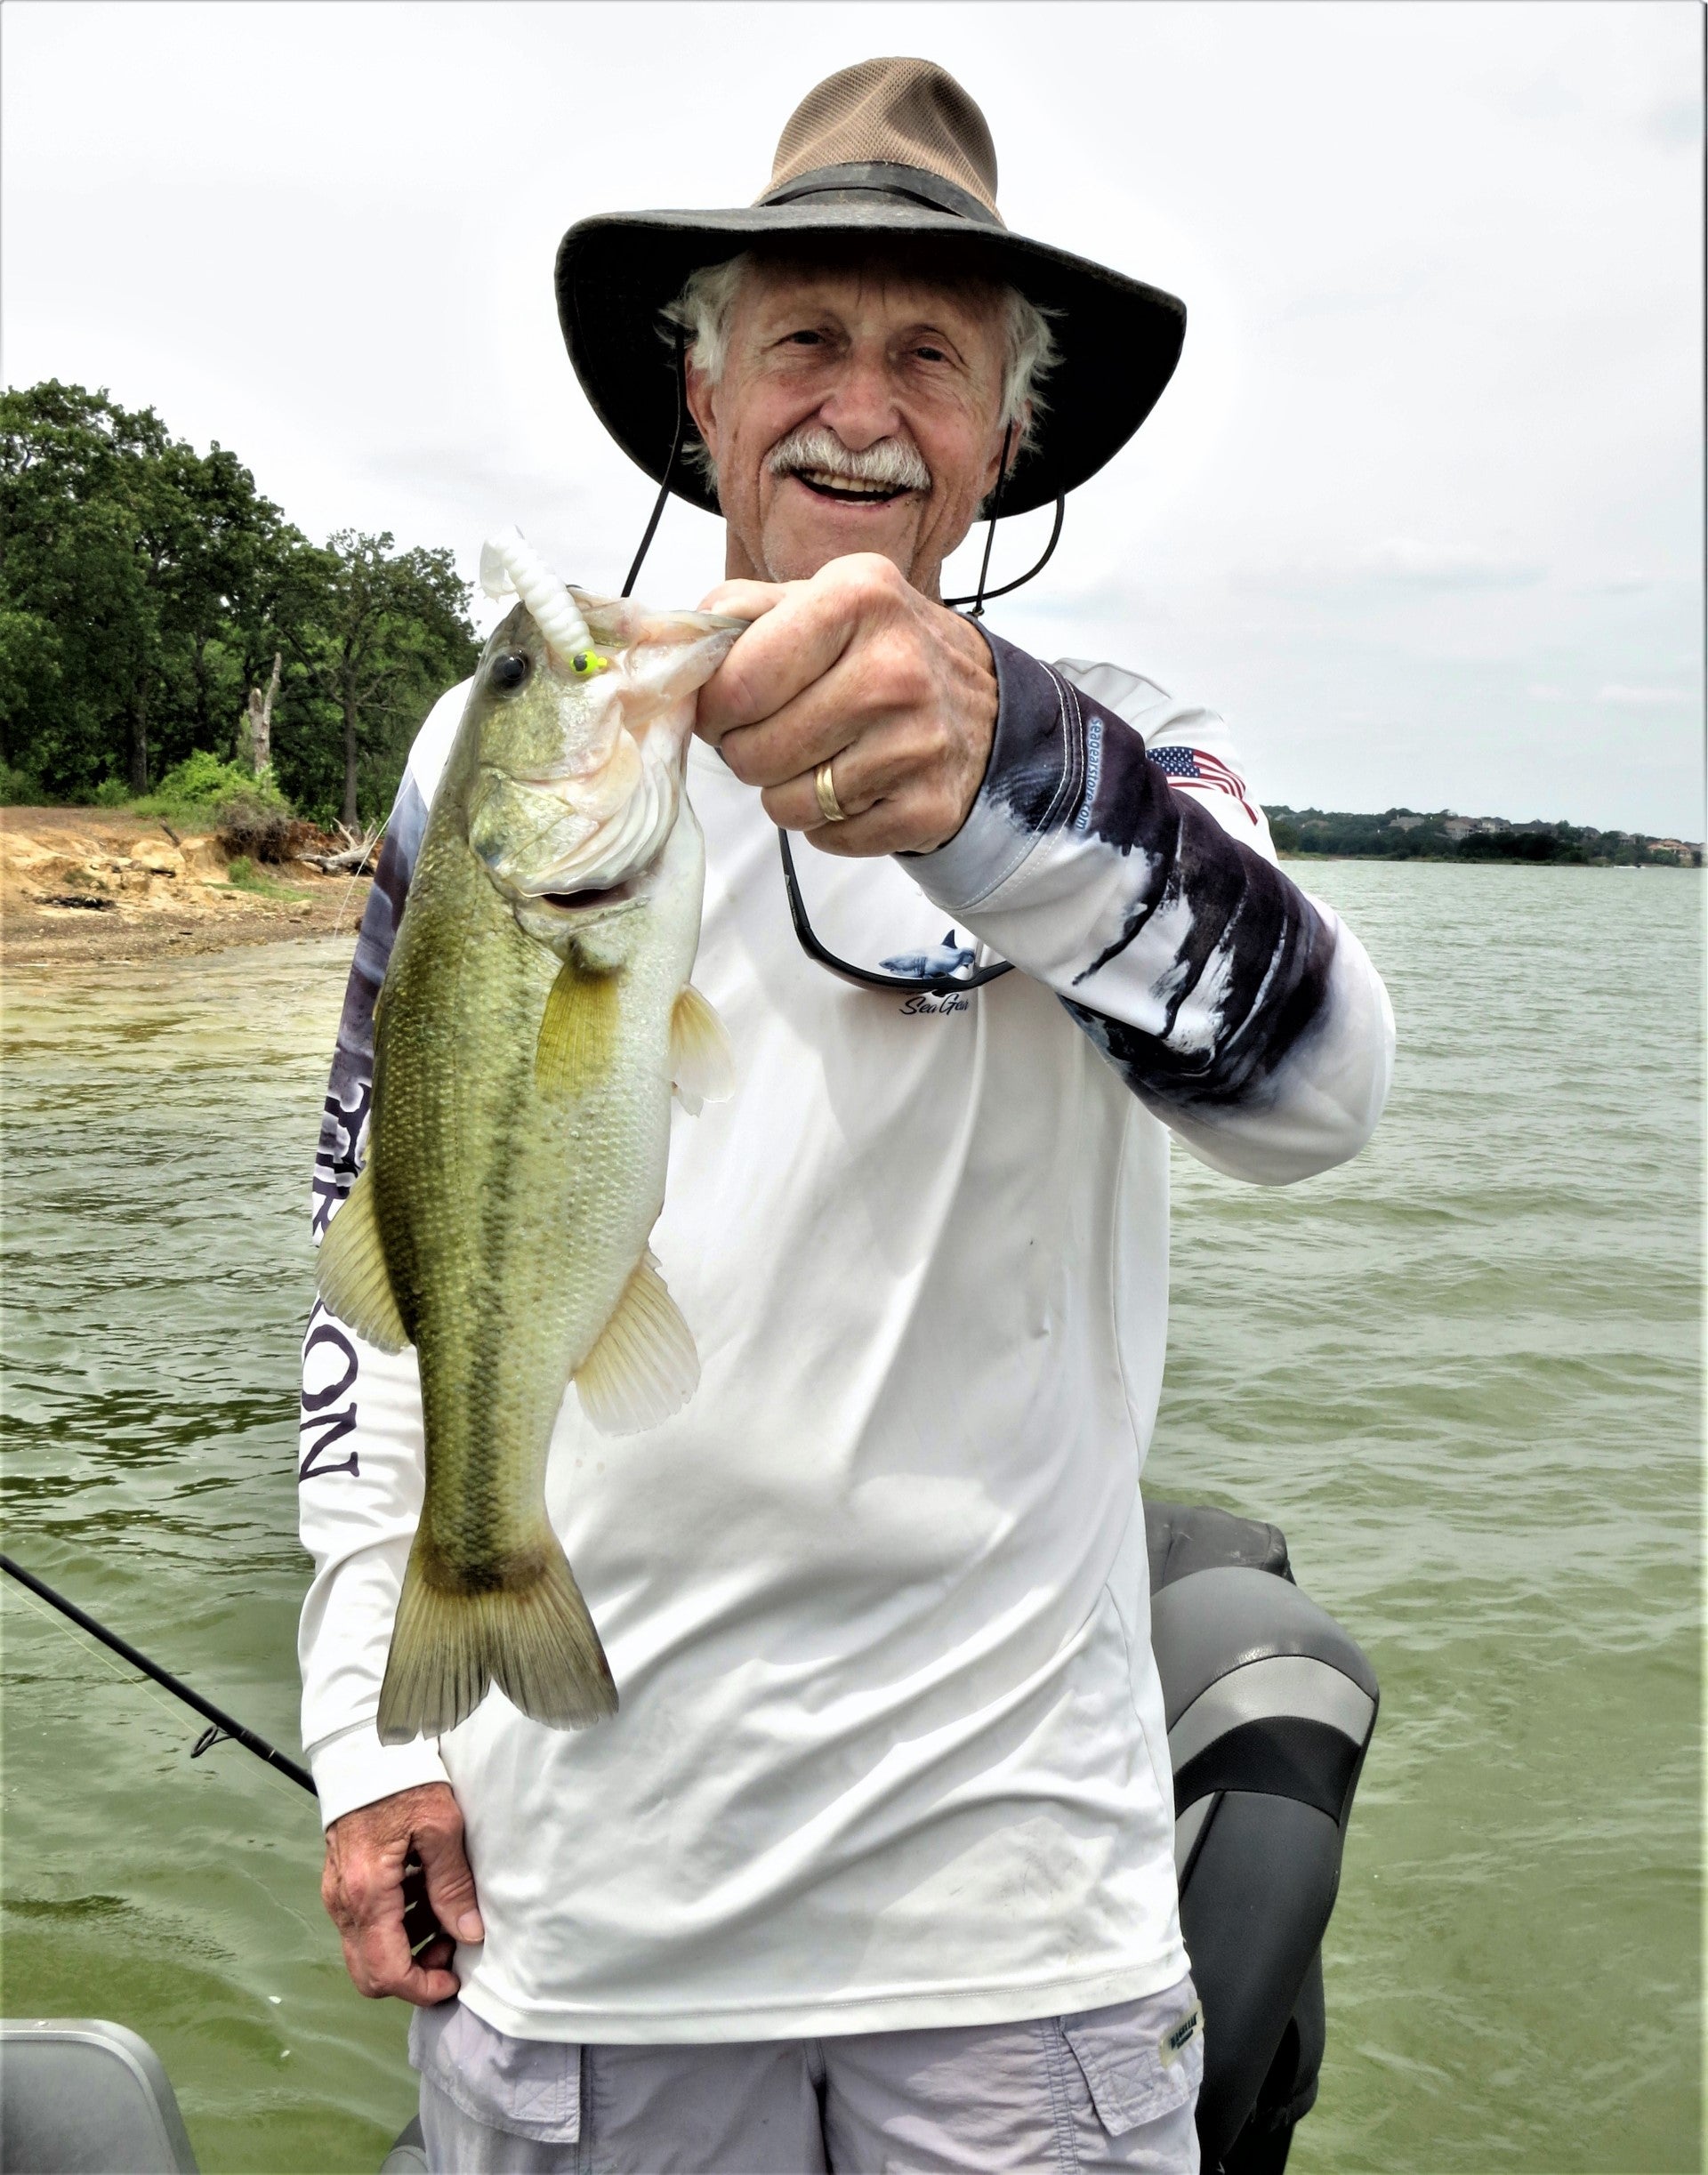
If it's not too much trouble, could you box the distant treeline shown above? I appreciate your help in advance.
[1267,807,1701,867]
[0,382,479,826]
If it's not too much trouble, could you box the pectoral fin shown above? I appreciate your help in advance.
[670,984,734,1117]
[537,957,619,1098]
[575,1252,699,1435]
[315,1167,409,1352]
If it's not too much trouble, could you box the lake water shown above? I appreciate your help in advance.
[1,863,1700,2173]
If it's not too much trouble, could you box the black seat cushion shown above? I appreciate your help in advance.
[1144,1496,1293,1592]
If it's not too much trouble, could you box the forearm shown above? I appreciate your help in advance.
[298,1315,449,1824]
[909,632,1395,1182]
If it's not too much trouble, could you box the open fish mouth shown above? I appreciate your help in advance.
[537,879,636,913]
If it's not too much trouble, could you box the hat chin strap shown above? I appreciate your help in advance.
[621,326,689,600]
[616,334,1065,613]
[941,425,1067,616]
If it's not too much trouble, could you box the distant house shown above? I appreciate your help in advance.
[1474,818,1511,833]
[1652,839,1704,866]
[1388,815,1425,832]
[1441,818,1475,841]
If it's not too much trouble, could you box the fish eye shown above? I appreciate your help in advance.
[490,652,529,691]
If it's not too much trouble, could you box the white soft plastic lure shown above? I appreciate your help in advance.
[479,525,599,666]
[475,528,697,896]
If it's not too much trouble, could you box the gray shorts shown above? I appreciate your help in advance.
[412,1977,1203,2173]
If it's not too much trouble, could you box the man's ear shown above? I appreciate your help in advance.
[685,358,721,467]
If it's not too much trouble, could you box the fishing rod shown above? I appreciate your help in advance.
[1,1551,443,1955]
[2,1551,315,1791]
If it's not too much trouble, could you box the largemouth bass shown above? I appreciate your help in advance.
[316,532,744,1744]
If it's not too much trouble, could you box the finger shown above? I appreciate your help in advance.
[713,621,929,789]
[345,1925,461,2008]
[395,1962,462,2007]
[416,1816,484,1946]
[336,1873,418,1995]
[696,577,787,621]
[757,711,934,832]
[334,1863,463,2005]
[802,785,967,860]
[761,748,895,833]
[696,584,860,743]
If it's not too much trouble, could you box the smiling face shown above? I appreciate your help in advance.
[684,246,1014,598]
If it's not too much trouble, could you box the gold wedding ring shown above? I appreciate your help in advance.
[814,761,847,824]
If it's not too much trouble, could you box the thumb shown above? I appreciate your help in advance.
[416,1817,484,1946]
[697,577,786,622]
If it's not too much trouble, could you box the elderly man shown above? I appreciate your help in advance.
[299,59,1393,2175]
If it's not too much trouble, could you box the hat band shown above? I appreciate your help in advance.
[759,161,1004,230]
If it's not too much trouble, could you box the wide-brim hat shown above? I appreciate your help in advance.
[555,58,1186,520]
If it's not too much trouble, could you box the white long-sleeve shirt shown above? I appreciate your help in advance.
[297,632,1393,2044]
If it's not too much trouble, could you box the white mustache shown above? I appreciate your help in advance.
[768,425,931,494]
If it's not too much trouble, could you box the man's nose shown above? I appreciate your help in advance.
[815,350,905,452]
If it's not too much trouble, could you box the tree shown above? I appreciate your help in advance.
[0,382,309,797]
[280,531,477,827]
[0,384,476,816]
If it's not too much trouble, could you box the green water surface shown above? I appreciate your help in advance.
[2,865,1701,2171]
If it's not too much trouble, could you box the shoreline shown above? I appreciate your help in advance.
[3,810,1696,973]
[0,805,370,968]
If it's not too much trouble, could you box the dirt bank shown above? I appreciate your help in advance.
[0,807,373,967]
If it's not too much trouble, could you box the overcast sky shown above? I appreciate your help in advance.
[3,1,1701,834]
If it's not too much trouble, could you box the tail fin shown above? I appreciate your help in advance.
[376,1539,617,1744]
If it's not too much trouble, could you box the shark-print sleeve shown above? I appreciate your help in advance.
[309,680,471,1237]
[908,633,1395,1185]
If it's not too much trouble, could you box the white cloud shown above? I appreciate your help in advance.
[1595,683,1698,705]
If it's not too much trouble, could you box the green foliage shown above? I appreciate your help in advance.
[151,750,267,808]
[1266,807,1695,866]
[0,381,479,819]
[0,757,45,805]
[222,855,310,899]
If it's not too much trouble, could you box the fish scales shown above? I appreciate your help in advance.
[315,559,743,1743]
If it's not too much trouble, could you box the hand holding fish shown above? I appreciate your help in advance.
[695,553,999,858]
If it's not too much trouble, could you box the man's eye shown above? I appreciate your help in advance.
[914,345,949,364]
[784,330,826,348]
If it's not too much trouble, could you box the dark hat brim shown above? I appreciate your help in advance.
[555,199,1186,520]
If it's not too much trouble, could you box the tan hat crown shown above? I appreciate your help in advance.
[764,58,1003,226]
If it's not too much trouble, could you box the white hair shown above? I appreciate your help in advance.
[662,252,1059,488]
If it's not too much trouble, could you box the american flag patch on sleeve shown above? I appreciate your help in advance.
[1150,744,1259,825]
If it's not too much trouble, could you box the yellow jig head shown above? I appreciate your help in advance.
[570,651,611,677]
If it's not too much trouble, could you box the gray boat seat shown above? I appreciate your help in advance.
[1146,1498,1293,1589]
[1143,1499,1379,2175]
[0,2020,198,2173]
[380,2114,428,2172]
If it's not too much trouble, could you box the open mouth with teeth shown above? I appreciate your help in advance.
[787,467,917,506]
